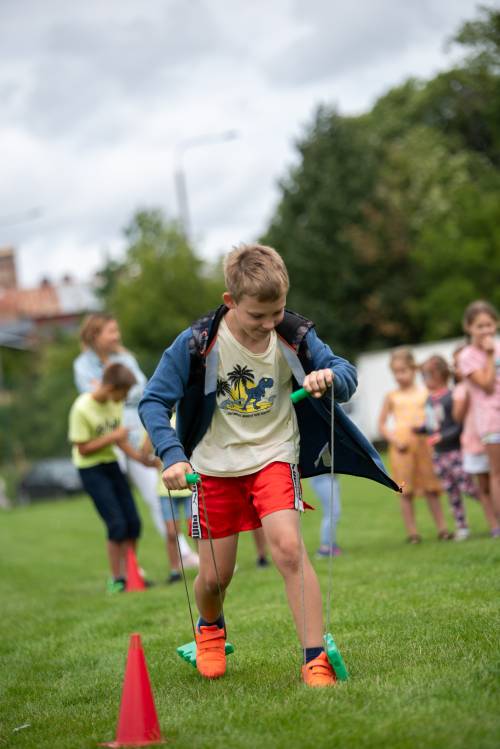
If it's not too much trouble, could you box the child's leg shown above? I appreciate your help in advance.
[166,520,181,571]
[311,474,341,549]
[475,473,498,530]
[79,464,131,580]
[194,535,239,623]
[252,527,268,560]
[261,509,323,647]
[446,486,468,531]
[399,492,418,537]
[485,444,500,522]
[435,451,468,531]
[109,464,142,575]
[107,540,126,578]
[424,491,448,534]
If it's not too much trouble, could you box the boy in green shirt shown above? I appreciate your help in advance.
[69,363,155,592]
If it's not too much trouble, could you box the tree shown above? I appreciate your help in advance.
[102,210,223,374]
[263,108,379,356]
[263,5,500,355]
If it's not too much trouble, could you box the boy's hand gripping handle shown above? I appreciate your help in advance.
[290,387,311,404]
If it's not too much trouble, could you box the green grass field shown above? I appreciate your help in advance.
[1,475,499,749]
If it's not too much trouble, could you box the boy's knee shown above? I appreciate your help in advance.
[271,535,302,571]
[199,569,232,594]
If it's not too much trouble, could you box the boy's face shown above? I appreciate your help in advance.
[223,292,286,342]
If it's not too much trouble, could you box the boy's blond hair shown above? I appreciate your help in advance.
[223,244,289,302]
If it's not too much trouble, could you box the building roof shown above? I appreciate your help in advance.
[0,279,101,324]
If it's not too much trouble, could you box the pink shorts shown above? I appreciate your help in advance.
[190,461,305,539]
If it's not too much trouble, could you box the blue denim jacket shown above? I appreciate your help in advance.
[139,313,398,492]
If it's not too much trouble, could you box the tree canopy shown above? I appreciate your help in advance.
[263,5,500,357]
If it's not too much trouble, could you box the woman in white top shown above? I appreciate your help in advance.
[73,313,198,566]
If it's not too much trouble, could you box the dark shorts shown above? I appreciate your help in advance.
[79,461,141,542]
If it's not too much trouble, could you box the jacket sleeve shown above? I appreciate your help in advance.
[138,330,192,467]
[305,328,358,403]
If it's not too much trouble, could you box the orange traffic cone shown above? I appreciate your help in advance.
[101,633,165,747]
[125,547,146,592]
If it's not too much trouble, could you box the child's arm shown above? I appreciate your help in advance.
[116,437,157,467]
[140,434,163,469]
[304,328,357,402]
[378,394,394,442]
[76,426,129,456]
[452,387,468,423]
[463,337,496,394]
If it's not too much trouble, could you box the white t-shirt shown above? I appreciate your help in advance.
[191,318,300,477]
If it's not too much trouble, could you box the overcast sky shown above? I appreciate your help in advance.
[0,0,481,287]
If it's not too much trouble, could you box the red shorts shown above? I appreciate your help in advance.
[190,461,304,539]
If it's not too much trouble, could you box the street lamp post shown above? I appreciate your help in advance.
[173,130,238,241]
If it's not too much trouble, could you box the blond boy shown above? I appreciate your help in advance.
[139,244,395,685]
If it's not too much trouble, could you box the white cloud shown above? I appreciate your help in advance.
[0,0,480,286]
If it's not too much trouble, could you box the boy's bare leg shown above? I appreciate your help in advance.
[194,534,239,622]
[425,492,448,534]
[399,493,418,536]
[261,510,323,647]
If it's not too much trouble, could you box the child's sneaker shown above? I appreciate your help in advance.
[167,571,182,584]
[106,577,125,594]
[301,652,336,687]
[316,545,342,558]
[195,625,226,679]
[491,528,500,539]
[454,527,470,542]
[256,555,270,568]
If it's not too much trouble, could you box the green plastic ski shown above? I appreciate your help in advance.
[324,633,349,681]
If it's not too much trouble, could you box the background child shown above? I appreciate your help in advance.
[378,347,450,543]
[143,421,194,584]
[452,346,499,537]
[69,363,155,592]
[458,300,500,528]
[311,474,341,557]
[418,355,478,540]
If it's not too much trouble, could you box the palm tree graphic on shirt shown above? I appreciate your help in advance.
[218,364,275,415]
[227,365,255,400]
[216,378,231,398]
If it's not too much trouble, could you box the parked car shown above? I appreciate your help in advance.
[18,458,83,503]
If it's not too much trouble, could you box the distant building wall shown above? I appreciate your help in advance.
[0,247,18,290]
[349,338,467,442]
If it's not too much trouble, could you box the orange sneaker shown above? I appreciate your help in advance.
[301,652,336,687]
[195,625,226,679]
